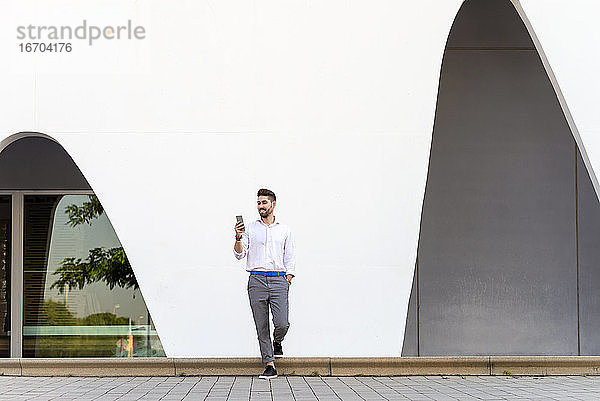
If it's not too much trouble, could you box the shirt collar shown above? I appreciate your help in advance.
[257,216,280,227]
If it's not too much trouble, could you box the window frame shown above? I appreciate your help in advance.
[1,190,94,357]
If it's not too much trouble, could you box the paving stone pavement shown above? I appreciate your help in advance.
[0,375,599,400]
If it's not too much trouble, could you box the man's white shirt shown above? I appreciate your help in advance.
[234,218,296,276]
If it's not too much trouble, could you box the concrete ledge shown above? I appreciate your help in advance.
[175,358,261,376]
[19,358,175,377]
[0,358,21,376]
[267,357,331,376]
[331,357,490,376]
[0,357,600,376]
[174,357,331,376]
[490,356,600,376]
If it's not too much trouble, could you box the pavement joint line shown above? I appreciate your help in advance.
[372,376,410,398]
[338,377,366,401]
[354,376,386,399]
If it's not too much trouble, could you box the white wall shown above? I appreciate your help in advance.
[518,0,600,195]
[1,0,597,358]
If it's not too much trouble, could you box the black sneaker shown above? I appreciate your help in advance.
[273,341,283,358]
[259,364,277,379]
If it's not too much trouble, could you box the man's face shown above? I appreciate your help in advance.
[257,196,275,218]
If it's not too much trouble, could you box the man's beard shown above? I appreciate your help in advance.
[259,208,271,217]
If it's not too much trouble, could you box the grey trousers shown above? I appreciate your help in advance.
[247,274,290,363]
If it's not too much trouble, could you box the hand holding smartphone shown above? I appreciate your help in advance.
[235,215,245,236]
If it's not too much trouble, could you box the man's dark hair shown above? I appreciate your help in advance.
[257,188,276,202]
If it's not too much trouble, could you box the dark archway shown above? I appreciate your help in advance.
[0,135,91,190]
[0,134,165,358]
[402,0,600,356]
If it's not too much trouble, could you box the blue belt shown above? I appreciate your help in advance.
[250,271,286,277]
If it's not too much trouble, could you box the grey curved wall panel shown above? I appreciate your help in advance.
[402,266,419,356]
[402,0,599,356]
[578,151,600,355]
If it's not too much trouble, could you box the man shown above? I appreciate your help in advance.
[234,188,296,379]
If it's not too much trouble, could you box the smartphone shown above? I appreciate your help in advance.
[236,215,244,231]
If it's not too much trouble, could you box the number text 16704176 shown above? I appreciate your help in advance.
[19,42,72,53]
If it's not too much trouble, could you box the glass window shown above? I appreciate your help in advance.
[23,195,165,357]
[0,196,10,357]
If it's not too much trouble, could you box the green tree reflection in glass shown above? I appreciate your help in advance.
[51,196,139,293]
[30,195,166,358]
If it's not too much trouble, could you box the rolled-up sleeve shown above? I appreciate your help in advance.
[283,229,296,276]
[233,232,249,260]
